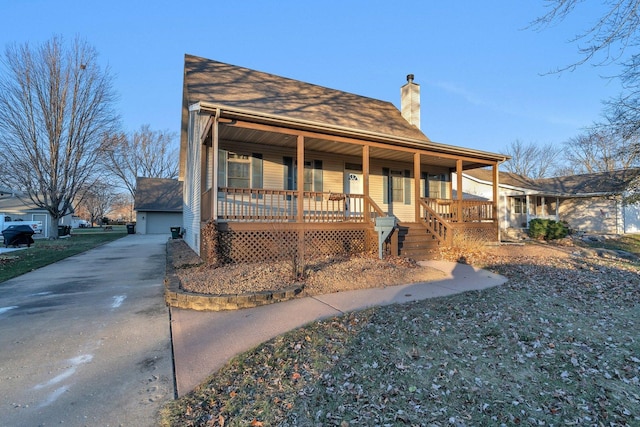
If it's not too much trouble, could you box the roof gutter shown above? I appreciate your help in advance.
[191,101,509,164]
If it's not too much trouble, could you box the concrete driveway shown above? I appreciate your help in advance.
[0,234,174,426]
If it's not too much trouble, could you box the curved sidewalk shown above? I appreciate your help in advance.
[170,260,507,397]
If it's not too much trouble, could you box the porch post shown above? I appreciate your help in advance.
[296,135,305,274]
[414,152,421,222]
[296,135,304,222]
[555,197,559,221]
[362,145,370,221]
[526,195,531,226]
[212,111,219,220]
[492,163,500,241]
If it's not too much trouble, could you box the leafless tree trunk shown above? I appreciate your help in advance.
[0,36,118,238]
[501,139,561,178]
[75,183,116,227]
[102,125,178,199]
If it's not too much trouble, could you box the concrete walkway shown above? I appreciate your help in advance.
[170,260,507,396]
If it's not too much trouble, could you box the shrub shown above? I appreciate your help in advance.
[547,220,569,240]
[528,218,549,239]
[528,218,568,240]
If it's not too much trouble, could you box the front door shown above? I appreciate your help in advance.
[344,169,363,216]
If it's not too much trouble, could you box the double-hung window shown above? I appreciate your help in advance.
[218,150,263,190]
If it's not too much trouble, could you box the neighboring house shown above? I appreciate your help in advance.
[0,190,73,237]
[457,168,640,235]
[134,177,183,234]
[180,55,508,263]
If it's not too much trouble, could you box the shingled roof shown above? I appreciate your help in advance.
[134,177,183,212]
[465,168,640,196]
[182,54,429,142]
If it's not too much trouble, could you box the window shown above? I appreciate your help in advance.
[426,173,449,198]
[304,160,323,192]
[513,197,525,214]
[219,150,262,190]
[284,158,323,192]
[227,153,250,188]
[391,170,404,202]
[383,168,411,204]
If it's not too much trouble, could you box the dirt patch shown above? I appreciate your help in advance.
[169,240,447,297]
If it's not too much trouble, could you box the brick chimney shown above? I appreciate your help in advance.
[401,74,420,129]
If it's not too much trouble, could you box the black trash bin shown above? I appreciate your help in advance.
[2,224,35,247]
[170,226,181,239]
[57,225,71,236]
[126,224,136,234]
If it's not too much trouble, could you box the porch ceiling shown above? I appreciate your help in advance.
[218,122,489,170]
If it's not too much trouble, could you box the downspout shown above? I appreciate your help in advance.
[212,108,220,220]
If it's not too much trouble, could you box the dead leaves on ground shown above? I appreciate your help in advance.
[162,254,640,426]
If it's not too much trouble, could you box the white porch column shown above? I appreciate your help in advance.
[526,195,531,226]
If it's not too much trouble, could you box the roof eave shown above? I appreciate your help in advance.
[190,102,509,164]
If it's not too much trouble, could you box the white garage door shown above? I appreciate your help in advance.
[145,212,183,234]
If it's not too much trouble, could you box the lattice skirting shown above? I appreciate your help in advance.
[211,225,377,264]
[451,223,498,242]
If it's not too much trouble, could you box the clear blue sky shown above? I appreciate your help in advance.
[2,0,621,156]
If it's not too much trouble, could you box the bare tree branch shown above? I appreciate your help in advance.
[563,127,640,172]
[0,36,118,238]
[102,125,178,199]
[532,0,640,72]
[501,139,562,178]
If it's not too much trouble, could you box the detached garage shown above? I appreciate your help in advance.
[134,177,183,234]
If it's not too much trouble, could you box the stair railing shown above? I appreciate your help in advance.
[418,198,452,245]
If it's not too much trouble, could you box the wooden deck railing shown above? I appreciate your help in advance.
[422,198,495,222]
[418,198,451,245]
[216,187,376,223]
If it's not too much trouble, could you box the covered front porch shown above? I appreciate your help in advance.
[193,106,502,263]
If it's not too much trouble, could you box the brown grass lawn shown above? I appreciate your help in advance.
[0,227,126,283]
[161,238,640,426]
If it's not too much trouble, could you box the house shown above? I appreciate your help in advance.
[457,168,640,235]
[180,55,508,264]
[134,177,183,234]
[0,190,72,238]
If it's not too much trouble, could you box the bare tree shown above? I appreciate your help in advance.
[532,0,640,71]
[501,139,561,178]
[562,127,640,173]
[103,125,178,199]
[533,1,640,142]
[75,183,116,227]
[0,36,118,238]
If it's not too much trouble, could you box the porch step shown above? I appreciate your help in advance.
[396,222,440,261]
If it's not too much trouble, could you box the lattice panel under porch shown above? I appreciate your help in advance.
[455,224,497,242]
[217,228,373,264]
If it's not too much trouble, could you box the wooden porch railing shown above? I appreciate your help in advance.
[418,198,451,245]
[422,198,495,222]
[215,187,381,223]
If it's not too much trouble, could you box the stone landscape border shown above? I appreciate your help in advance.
[164,241,303,311]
